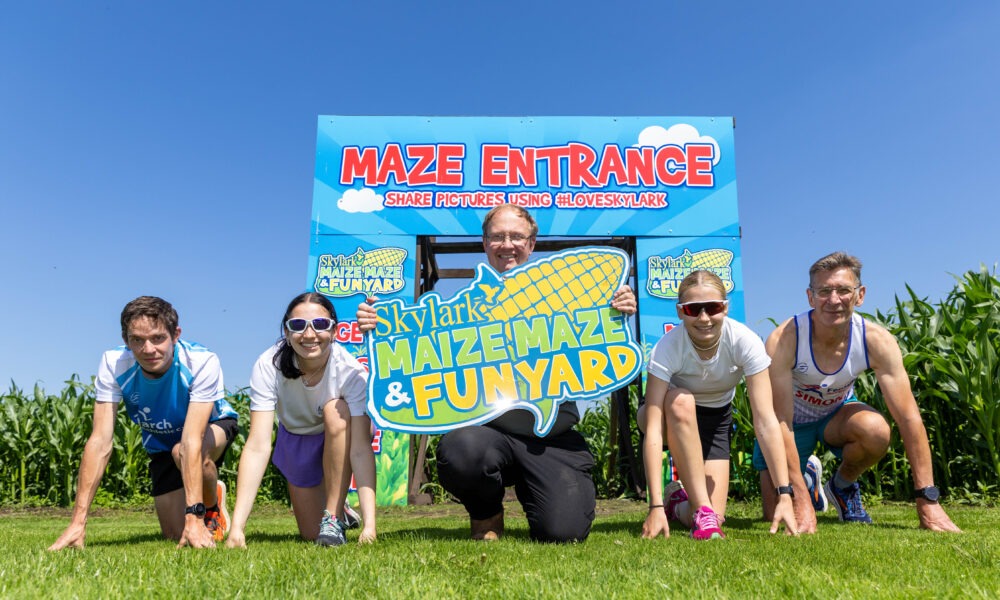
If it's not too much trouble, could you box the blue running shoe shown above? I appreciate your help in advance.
[824,479,872,524]
[317,510,347,546]
[804,455,829,512]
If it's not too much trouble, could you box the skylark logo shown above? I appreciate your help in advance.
[314,247,407,298]
[646,248,734,299]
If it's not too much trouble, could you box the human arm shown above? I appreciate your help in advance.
[765,321,816,533]
[48,401,118,551]
[356,296,380,334]
[867,324,961,533]
[225,409,275,548]
[745,369,798,535]
[349,416,377,543]
[640,375,670,539]
[611,285,636,315]
[176,401,216,549]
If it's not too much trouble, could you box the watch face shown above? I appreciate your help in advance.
[186,502,207,517]
[919,487,940,502]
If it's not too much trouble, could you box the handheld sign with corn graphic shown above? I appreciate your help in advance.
[314,246,407,297]
[366,247,643,436]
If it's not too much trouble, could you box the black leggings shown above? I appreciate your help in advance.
[437,425,596,543]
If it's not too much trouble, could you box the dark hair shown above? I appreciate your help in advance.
[481,204,539,238]
[120,296,179,343]
[273,292,338,379]
[809,251,863,287]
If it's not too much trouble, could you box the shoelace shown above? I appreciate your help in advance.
[695,508,720,530]
[320,516,341,535]
[844,487,863,514]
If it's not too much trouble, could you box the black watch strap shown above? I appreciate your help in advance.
[915,486,940,503]
[185,502,206,517]
[776,485,794,497]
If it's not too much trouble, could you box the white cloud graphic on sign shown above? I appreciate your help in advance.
[337,188,385,213]
[635,124,721,166]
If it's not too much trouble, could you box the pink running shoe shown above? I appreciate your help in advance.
[664,480,688,522]
[691,505,725,540]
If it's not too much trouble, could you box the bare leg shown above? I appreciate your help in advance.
[170,423,228,505]
[158,423,230,539]
[704,459,730,519]
[287,482,326,541]
[663,388,711,521]
[321,399,352,517]
[153,488,186,540]
[823,404,890,481]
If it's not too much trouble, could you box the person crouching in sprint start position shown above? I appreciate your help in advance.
[639,271,797,540]
[756,252,960,533]
[49,296,239,550]
[357,204,637,542]
[227,292,376,548]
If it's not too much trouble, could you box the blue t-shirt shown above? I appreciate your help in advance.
[95,339,237,453]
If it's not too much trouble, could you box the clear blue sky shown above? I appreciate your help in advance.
[3,2,998,392]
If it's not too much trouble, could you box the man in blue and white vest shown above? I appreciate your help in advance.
[50,296,239,550]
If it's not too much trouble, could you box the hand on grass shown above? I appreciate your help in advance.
[358,526,377,544]
[770,495,799,536]
[793,495,817,534]
[225,529,247,548]
[48,523,86,551]
[917,500,962,533]
[640,507,670,539]
[177,519,216,549]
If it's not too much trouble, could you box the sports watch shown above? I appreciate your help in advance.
[185,502,207,517]
[915,486,940,503]
[776,485,795,498]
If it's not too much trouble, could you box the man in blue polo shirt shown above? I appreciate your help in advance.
[49,296,239,550]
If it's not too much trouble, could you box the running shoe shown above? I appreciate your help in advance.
[804,455,829,512]
[690,505,725,540]
[204,481,230,542]
[343,501,362,530]
[824,479,872,524]
[317,510,347,546]
[664,480,689,522]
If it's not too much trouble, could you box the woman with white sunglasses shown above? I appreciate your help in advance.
[226,292,375,548]
[638,270,797,540]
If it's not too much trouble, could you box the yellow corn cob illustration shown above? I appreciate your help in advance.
[688,248,733,269]
[316,246,407,297]
[356,247,407,267]
[477,250,625,321]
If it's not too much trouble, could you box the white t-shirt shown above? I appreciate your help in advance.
[249,342,368,435]
[646,317,770,408]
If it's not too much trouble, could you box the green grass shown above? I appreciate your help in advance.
[3,501,998,599]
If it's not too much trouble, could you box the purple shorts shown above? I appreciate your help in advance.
[272,422,324,488]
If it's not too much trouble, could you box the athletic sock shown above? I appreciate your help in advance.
[833,470,854,489]
[673,500,690,522]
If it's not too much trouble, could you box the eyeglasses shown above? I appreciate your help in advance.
[484,232,532,246]
[285,317,335,333]
[810,286,860,299]
[677,300,728,317]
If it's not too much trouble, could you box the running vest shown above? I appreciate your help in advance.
[791,310,869,425]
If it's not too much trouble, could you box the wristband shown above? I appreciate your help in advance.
[648,504,664,510]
